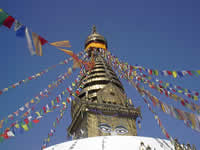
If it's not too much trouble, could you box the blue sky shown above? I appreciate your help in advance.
[0,0,200,149]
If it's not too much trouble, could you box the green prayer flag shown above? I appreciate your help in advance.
[28,122,33,129]
[153,70,159,76]
[0,9,8,26]
[0,136,4,143]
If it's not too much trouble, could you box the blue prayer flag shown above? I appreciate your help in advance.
[16,25,26,37]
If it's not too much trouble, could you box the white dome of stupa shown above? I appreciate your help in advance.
[44,136,174,150]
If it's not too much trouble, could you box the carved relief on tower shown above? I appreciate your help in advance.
[96,83,127,106]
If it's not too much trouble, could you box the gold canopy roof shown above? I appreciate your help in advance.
[84,25,108,49]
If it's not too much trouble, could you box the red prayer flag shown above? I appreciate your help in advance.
[38,36,48,45]
[195,92,199,96]
[187,71,192,76]
[3,16,15,29]
[0,91,2,95]
[32,119,40,124]
[148,69,152,75]
[43,107,46,113]
[181,100,185,106]
[66,98,70,103]
[56,97,60,103]
[75,90,80,95]
[165,132,170,138]
[187,94,191,98]
[167,71,172,75]
[24,118,29,124]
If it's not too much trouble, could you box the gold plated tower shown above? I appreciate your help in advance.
[68,26,140,139]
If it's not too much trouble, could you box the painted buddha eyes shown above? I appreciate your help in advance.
[98,124,128,134]
[114,125,128,134]
[98,123,112,133]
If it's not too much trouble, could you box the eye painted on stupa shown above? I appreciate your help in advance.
[98,123,112,133]
[114,125,128,134]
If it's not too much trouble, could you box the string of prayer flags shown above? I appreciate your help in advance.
[0,95,68,142]
[121,70,174,141]
[0,52,84,96]
[141,88,200,132]
[143,97,172,140]
[102,50,200,79]
[0,9,50,56]
[0,70,86,142]
[41,105,67,149]
[134,74,200,113]
[57,48,82,69]
[0,68,73,129]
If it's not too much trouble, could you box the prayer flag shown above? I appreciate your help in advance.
[167,71,172,75]
[0,136,4,143]
[172,71,177,78]
[15,123,20,129]
[30,99,35,104]
[32,119,40,124]
[7,131,15,137]
[24,118,29,124]
[25,27,36,55]
[16,25,26,37]
[38,36,48,45]
[0,120,4,128]
[21,124,29,131]
[3,16,15,29]
[0,9,8,26]
[50,40,71,47]
[14,20,22,31]
[32,32,43,56]
[196,70,200,75]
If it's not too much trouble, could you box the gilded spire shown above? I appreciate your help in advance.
[92,25,97,34]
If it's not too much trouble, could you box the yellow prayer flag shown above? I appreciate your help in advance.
[130,76,134,80]
[0,120,4,128]
[15,123,20,128]
[133,71,137,76]
[166,83,169,87]
[30,99,35,104]
[50,40,71,48]
[48,84,52,88]
[57,48,74,57]
[35,112,40,117]
[32,32,43,56]
[196,70,200,75]
[161,103,166,112]
[51,100,54,106]
[21,124,29,131]
[172,71,177,78]
[193,96,198,101]
[0,9,3,12]
[178,90,183,93]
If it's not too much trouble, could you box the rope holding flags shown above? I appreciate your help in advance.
[0,51,84,96]
[0,67,86,143]
[0,8,74,56]
[134,73,200,114]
